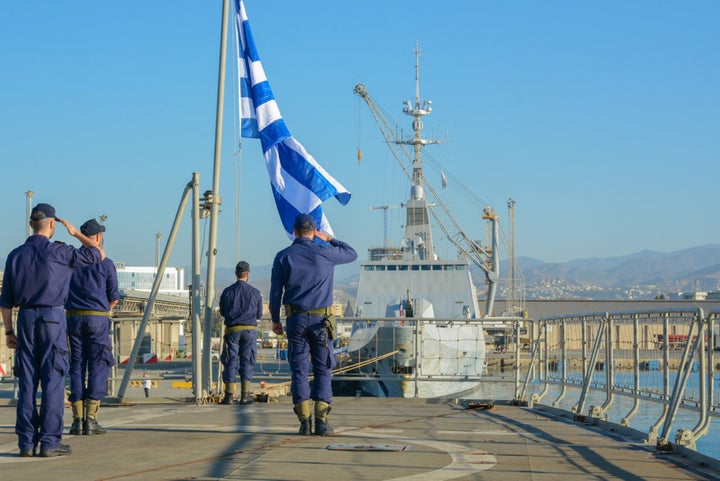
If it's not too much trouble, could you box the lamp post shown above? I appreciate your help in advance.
[25,190,34,237]
[99,215,107,247]
[155,233,162,268]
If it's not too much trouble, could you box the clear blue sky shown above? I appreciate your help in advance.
[1,1,718,274]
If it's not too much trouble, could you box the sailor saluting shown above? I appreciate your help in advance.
[1,203,105,457]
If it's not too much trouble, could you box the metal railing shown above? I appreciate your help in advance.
[253,309,720,459]
[515,307,720,460]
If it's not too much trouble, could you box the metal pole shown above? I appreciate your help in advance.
[115,181,193,402]
[202,0,230,394]
[191,172,203,402]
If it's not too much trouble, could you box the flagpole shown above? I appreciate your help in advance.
[202,0,230,396]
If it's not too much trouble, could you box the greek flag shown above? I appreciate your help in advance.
[235,0,351,238]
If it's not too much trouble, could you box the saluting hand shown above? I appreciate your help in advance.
[57,218,77,237]
[314,230,333,243]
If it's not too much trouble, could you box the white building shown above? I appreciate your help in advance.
[115,263,188,297]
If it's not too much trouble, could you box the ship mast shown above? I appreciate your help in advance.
[353,45,500,316]
[397,42,442,261]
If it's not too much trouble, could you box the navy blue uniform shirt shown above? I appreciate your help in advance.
[269,237,357,323]
[65,257,120,311]
[219,280,263,326]
[0,235,102,309]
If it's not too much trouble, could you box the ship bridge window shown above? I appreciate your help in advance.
[421,265,430,271]
[387,265,397,271]
[376,265,386,271]
[363,265,373,271]
[398,265,409,271]
[432,265,442,271]
[411,265,420,271]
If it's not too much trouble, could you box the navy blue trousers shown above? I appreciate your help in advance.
[15,306,68,451]
[286,312,335,404]
[67,314,115,402]
[221,329,257,384]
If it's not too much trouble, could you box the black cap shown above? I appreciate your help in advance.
[235,261,250,275]
[80,219,106,236]
[293,213,316,231]
[30,203,57,221]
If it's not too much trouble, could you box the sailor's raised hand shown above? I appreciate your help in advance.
[57,218,78,237]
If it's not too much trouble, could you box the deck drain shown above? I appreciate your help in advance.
[326,443,410,451]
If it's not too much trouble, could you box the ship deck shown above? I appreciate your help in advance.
[0,383,717,481]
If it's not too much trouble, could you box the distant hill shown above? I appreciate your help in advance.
[505,244,720,299]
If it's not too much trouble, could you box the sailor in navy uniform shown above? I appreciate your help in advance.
[269,213,357,435]
[218,260,263,405]
[66,219,120,436]
[0,203,104,457]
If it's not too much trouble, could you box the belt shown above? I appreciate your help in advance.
[285,305,331,317]
[66,309,110,317]
[225,324,256,333]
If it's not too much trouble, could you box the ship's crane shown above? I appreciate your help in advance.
[354,82,500,317]
[370,204,403,248]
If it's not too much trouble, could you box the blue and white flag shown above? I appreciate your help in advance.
[235,0,351,238]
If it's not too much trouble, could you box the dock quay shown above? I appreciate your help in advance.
[1,389,719,481]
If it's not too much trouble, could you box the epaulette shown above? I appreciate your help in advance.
[53,241,66,245]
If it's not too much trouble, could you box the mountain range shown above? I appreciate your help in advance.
[510,244,720,299]
[214,244,720,301]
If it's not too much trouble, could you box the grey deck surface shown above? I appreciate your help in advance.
[0,386,717,481]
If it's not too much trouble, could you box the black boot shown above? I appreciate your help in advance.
[69,419,83,436]
[298,418,312,435]
[84,399,106,435]
[238,392,255,405]
[220,382,236,405]
[84,418,106,435]
[69,401,83,435]
[238,381,255,404]
[40,443,72,457]
[294,400,312,435]
[314,401,333,436]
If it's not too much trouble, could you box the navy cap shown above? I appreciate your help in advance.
[293,213,316,231]
[30,203,57,221]
[80,219,106,236]
[235,261,250,274]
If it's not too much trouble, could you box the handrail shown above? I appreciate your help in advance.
[251,309,720,458]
